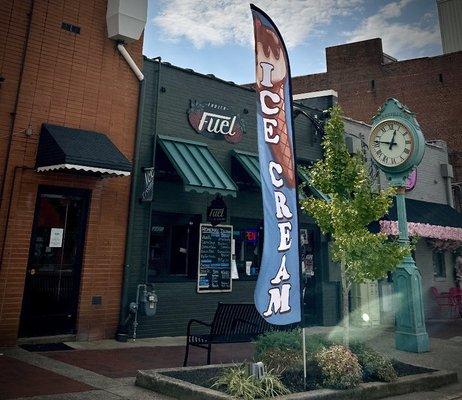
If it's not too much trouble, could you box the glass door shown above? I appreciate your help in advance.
[19,186,90,337]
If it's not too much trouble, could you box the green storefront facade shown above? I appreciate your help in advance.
[121,57,340,338]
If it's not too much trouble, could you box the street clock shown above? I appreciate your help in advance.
[369,97,429,354]
[369,98,425,186]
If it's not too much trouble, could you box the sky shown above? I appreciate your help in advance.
[143,0,443,84]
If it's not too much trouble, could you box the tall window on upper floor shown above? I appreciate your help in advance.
[433,251,446,278]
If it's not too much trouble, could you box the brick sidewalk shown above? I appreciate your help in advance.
[0,354,95,400]
[43,342,255,378]
[1,322,462,400]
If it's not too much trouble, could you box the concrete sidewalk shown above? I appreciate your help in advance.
[1,320,461,399]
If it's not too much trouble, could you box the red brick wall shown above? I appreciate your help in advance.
[292,38,462,181]
[0,0,142,345]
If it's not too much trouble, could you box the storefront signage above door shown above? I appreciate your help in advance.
[188,100,245,144]
[207,194,227,226]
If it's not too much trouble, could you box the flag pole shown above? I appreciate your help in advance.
[302,327,307,388]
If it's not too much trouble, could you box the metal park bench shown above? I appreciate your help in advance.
[183,302,282,366]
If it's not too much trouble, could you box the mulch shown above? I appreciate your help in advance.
[0,354,95,400]
[43,342,255,378]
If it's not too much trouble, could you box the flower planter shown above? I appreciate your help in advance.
[136,363,458,400]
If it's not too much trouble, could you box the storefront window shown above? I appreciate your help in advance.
[433,251,446,278]
[148,212,201,281]
[231,218,263,279]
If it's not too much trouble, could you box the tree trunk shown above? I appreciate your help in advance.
[340,258,350,347]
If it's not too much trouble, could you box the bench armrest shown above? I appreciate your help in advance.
[186,319,212,338]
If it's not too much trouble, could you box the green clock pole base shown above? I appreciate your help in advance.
[395,330,429,353]
[393,256,430,353]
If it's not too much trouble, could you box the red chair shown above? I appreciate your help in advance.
[431,287,459,319]
[449,287,462,317]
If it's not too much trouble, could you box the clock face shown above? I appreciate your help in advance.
[369,120,414,168]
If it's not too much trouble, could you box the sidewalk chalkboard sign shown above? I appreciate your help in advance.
[197,224,233,293]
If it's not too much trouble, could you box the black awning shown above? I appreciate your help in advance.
[36,124,132,176]
[385,198,462,228]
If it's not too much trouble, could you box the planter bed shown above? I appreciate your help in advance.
[136,362,457,400]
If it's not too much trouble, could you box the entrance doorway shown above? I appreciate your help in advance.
[19,186,90,337]
[301,226,322,325]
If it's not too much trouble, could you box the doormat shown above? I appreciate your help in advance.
[20,343,75,352]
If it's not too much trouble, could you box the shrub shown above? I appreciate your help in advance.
[259,372,291,398]
[315,345,362,389]
[258,347,303,374]
[255,330,302,374]
[350,342,397,382]
[305,334,334,358]
[212,364,289,399]
[255,330,302,358]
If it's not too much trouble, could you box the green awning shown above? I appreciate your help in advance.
[230,150,327,201]
[231,150,261,186]
[158,135,237,197]
[297,166,330,201]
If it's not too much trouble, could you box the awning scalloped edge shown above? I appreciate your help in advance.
[379,220,462,242]
[37,163,130,176]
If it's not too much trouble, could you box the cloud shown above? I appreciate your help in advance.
[346,0,440,57]
[152,0,363,49]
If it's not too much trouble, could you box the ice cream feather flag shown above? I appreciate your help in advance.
[251,4,301,325]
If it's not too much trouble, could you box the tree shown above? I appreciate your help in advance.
[300,106,410,346]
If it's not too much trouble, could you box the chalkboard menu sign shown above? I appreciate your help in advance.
[197,224,233,293]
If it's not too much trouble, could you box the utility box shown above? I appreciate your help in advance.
[106,0,147,43]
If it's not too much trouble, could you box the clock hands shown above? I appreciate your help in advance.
[374,130,398,150]
[389,130,397,150]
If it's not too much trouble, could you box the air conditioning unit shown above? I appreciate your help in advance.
[106,0,147,43]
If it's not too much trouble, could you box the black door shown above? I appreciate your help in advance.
[19,186,90,337]
[301,227,322,325]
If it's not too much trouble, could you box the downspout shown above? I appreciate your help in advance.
[117,43,144,81]
[116,43,145,334]
[144,57,162,283]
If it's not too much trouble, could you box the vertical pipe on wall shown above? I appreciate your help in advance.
[118,78,146,333]
[144,58,161,284]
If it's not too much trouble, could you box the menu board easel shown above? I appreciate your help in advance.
[197,224,233,293]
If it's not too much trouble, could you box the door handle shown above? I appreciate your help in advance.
[29,268,36,275]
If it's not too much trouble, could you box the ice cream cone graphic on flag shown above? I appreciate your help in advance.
[255,19,296,188]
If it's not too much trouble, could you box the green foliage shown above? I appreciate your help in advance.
[255,330,302,358]
[300,105,410,284]
[304,334,334,358]
[315,344,363,390]
[212,364,289,399]
[255,330,303,374]
[350,342,397,382]
[259,372,291,398]
[258,347,302,375]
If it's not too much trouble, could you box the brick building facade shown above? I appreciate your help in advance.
[291,38,462,204]
[0,0,142,345]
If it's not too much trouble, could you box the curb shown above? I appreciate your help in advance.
[135,364,458,400]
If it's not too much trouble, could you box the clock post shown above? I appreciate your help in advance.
[369,98,429,353]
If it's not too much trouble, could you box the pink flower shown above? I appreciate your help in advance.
[379,220,462,241]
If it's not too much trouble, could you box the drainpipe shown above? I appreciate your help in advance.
[117,43,144,81]
[441,163,454,208]
[117,43,145,336]
[144,57,162,283]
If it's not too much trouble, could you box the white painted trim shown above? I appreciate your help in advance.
[37,163,131,176]
[293,89,338,100]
